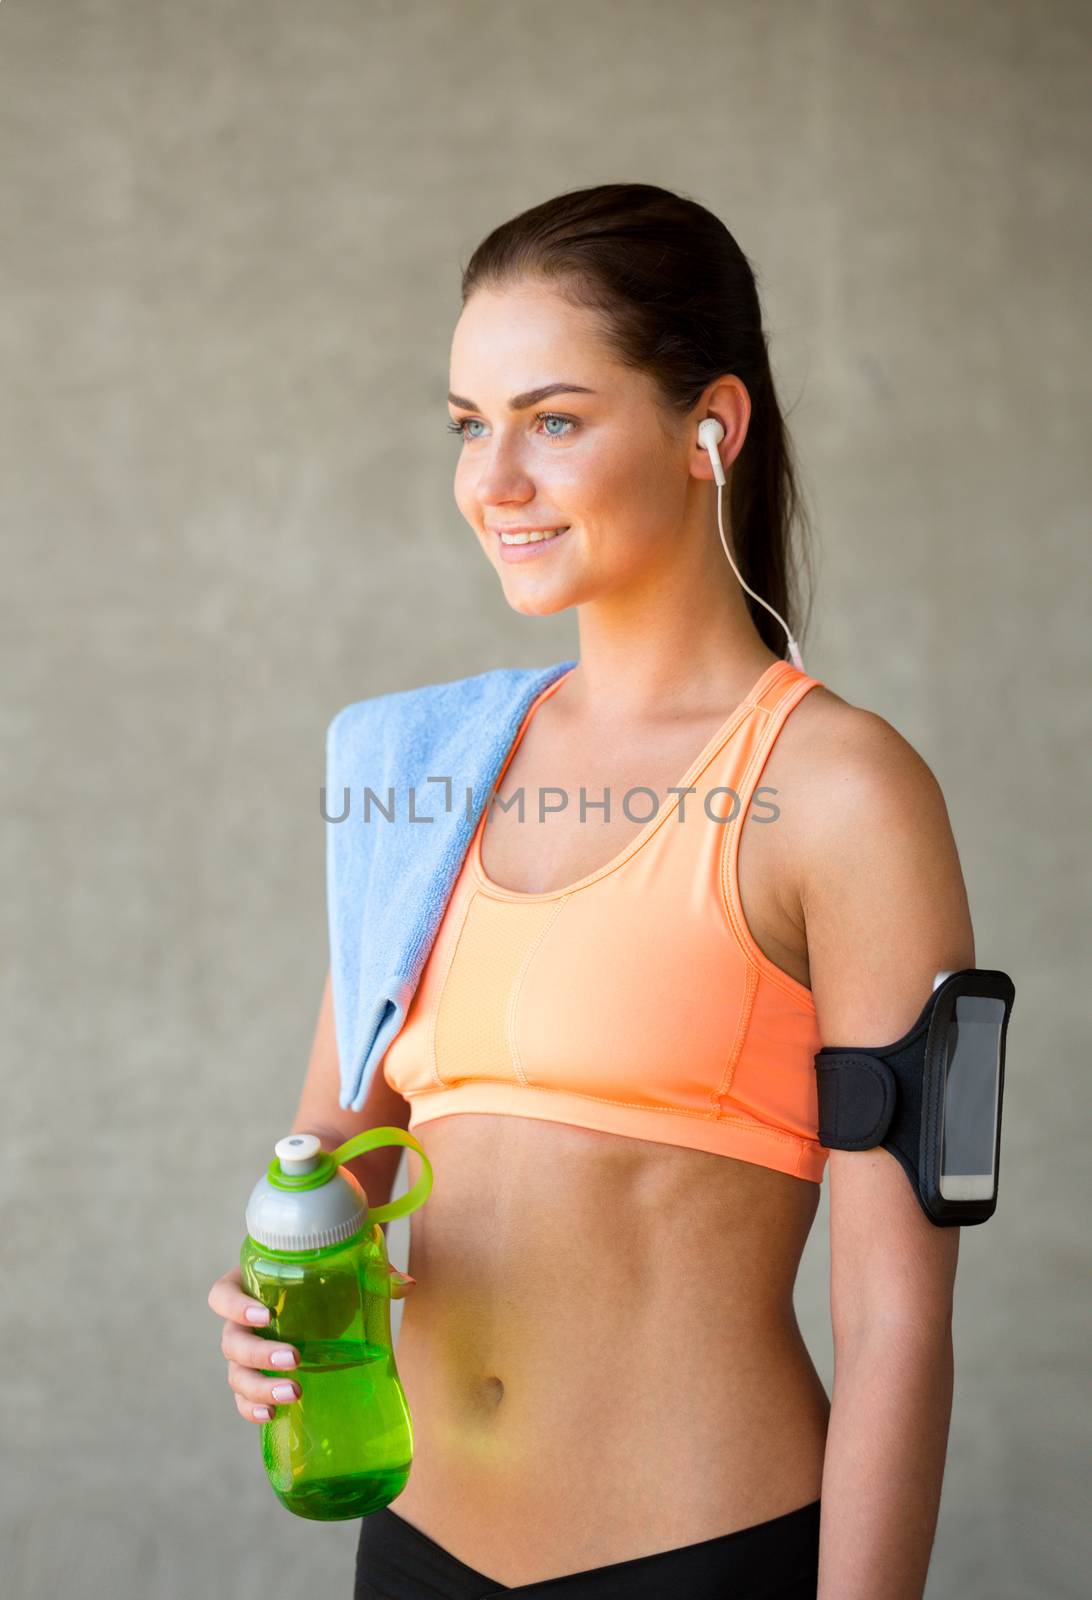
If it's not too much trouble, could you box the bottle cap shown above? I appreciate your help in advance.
[245,1141,368,1253]
[244,1127,434,1254]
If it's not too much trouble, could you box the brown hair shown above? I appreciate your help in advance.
[459,182,815,657]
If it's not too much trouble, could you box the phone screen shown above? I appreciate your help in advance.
[940,995,1005,1185]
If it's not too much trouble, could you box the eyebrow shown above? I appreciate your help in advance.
[446,381,597,412]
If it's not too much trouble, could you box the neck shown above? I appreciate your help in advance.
[564,527,778,722]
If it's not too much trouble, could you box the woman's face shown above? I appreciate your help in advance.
[447,280,695,617]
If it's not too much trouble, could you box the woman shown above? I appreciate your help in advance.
[210,184,969,1598]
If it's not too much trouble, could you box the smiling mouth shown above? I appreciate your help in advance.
[495,526,571,546]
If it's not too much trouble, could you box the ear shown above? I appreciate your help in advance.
[691,376,751,478]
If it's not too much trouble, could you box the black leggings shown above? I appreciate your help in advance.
[354,1497,821,1598]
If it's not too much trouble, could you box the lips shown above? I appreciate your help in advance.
[492,526,570,539]
[493,525,572,561]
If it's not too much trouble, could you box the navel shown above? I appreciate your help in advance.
[479,1374,505,1407]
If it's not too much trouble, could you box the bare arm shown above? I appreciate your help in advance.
[800,710,973,1600]
[291,967,412,1212]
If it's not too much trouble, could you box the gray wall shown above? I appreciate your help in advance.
[4,2,1088,1595]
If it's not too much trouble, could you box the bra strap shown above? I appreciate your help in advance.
[735,663,824,813]
[749,660,822,718]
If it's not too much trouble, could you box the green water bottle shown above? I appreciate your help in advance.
[240,1126,433,1521]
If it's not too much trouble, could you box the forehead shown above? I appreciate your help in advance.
[449,281,613,388]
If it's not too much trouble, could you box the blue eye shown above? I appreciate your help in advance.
[539,413,575,437]
[445,411,578,442]
[445,417,486,440]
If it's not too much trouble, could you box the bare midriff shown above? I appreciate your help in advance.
[391,1112,830,1587]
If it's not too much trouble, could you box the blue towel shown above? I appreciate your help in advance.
[325,659,578,1112]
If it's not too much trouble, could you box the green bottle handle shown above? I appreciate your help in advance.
[330,1126,434,1223]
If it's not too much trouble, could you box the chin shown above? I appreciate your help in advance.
[502,589,575,619]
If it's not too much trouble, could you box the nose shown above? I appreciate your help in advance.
[473,433,535,506]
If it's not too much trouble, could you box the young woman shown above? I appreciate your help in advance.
[210,184,970,1598]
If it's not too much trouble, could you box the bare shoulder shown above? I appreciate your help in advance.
[771,678,953,842]
[774,679,974,1035]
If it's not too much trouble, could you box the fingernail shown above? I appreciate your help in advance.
[270,1349,297,1368]
[390,1269,416,1286]
[246,1306,270,1324]
[254,1406,272,1421]
[271,1383,299,1402]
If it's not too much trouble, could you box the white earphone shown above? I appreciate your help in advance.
[697,416,805,672]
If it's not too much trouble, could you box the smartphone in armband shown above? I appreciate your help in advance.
[814,968,1016,1226]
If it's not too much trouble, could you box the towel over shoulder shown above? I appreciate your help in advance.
[325,659,578,1112]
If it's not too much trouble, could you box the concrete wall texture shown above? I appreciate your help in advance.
[3,2,1088,1595]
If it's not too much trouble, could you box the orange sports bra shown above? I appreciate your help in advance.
[381,658,829,1183]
